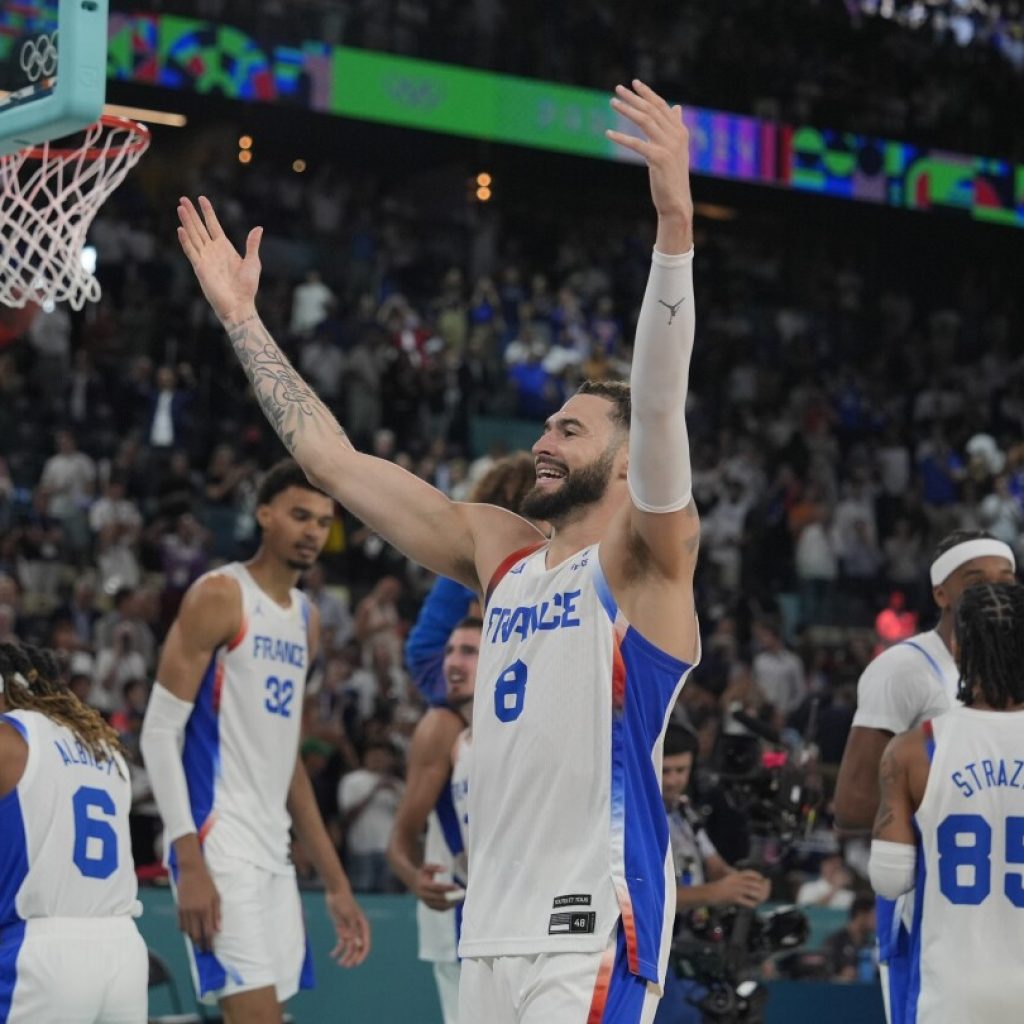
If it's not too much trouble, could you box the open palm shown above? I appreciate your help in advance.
[176,195,263,323]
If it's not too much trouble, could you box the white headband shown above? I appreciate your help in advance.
[930,539,1017,587]
[0,672,29,697]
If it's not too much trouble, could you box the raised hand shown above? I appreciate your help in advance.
[606,80,693,249]
[177,195,262,324]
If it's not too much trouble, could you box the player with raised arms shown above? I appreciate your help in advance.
[0,642,147,1023]
[140,460,370,1024]
[177,78,700,1022]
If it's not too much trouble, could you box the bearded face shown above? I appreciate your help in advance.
[521,445,616,524]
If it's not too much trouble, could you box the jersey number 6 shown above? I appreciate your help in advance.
[72,786,119,880]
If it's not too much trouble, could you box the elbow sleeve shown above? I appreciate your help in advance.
[627,248,696,514]
[140,683,197,848]
[869,840,916,900]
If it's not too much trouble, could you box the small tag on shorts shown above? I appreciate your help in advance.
[552,893,592,908]
[548,911,596,935]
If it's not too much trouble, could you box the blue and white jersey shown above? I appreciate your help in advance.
[905,707,1024,1023]
[172,563,310,876]
[451,728,471,882]
[418,707,468,964]
[459,543,695,985]
[0,709,139,928]
[853,630,958,736]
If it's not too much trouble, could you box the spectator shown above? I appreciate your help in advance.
[304,563,355,658]
[337,741,405,892]
[95,587,155,670]
[93,621,148,714]
[39,429,95,557]
[291,269,335,336]
[751,618,806,719]
[89,475,143,593]
[821,895,878,983]
[797,854,856,911]
[146,364,192,453]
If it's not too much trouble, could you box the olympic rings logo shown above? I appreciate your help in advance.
[19,32,59,84]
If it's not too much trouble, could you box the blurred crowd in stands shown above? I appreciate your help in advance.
[123,0,1024,159]
[0,10,1018,973]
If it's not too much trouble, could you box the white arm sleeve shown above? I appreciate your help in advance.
[869,840,917,899]
[139,683,197,847]
[627,247,696,514]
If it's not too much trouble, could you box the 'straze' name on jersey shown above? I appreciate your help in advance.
[908,708,1024,1023]
[460,544,695,985]
[0,710,139,927]
[173,563,310,876]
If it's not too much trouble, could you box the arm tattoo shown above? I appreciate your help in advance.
[226,315,351,455]
[873,745,899,838]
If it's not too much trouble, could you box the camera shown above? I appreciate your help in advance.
[667,706,822,1022]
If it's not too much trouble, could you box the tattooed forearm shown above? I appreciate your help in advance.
[873,745,899,838]
[225,315,353,457]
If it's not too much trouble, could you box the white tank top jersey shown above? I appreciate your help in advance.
[853,630,959,735]
[451,728,471,882]
[0,709,140,928]
[459,543,696,984]
[907,707,1024,1023]
[170,562,310,876]
[418,707,469,964]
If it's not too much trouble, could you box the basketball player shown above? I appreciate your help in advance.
[178,78,699,1021]
[140,460,370,1024]
[869,581,1024,1023]
[834,529,1015,1021]
[387,617,481,1023]
[0,642,147,1023]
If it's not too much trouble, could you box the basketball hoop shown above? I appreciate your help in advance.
[0,114,151,311]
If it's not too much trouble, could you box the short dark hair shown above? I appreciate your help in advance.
[257,459,327,507]
[850,894,875,920]
[663,723,699,759]
[454,616,483,633]
[575,380,630,431]
[955,582,1024,709]
[932,529,996,564]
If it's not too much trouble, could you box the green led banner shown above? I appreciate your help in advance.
[94,11,1024,228]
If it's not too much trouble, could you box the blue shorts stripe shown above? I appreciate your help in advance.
[192,945,229,997]
[598,923,654,1023]
[299,932,315,990]
[0,921,27,1024]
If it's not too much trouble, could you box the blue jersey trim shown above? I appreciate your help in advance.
[597,921,655,1021]
[170,656,221,873]
[0,919,26,1023]
[904,829,927,1024]
[0,756,29,933]
[616,626,691,983]
[193,946,229,997]
[900,640,944,684]
[0,716,26,742]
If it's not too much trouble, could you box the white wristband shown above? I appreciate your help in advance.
[869,839,916,899]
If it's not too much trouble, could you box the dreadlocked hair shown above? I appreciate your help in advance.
[0,641,125,771]
[955,583,1024,709]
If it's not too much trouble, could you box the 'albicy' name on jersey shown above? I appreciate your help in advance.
[171,562,310,876]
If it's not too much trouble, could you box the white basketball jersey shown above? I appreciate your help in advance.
[451,729,471,883]
[172,563,310,876]
[459,543,695,985]
[853,630,958,736]
[0,709,139,927]
[418,707,468,964]
[909,707,1024,1022]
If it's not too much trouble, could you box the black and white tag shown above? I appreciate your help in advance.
[552,893,592,909]
[548,911,596,935]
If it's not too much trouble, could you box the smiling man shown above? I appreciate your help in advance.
[140,459,370,1024]
[177,78,700,1022]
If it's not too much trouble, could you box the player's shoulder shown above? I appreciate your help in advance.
[183,568,243,612]
[413,705,468,752]
[173,569,244,643]
[859,636,937,682]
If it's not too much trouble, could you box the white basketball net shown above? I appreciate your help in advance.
[0,117,150,310]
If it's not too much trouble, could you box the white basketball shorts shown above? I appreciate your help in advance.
[1,916,147,1023]
[172,851,314,1006]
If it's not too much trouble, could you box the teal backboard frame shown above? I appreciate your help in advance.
[0,0,108,157]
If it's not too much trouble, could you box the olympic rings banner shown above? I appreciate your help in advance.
[100,12,1024,229]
